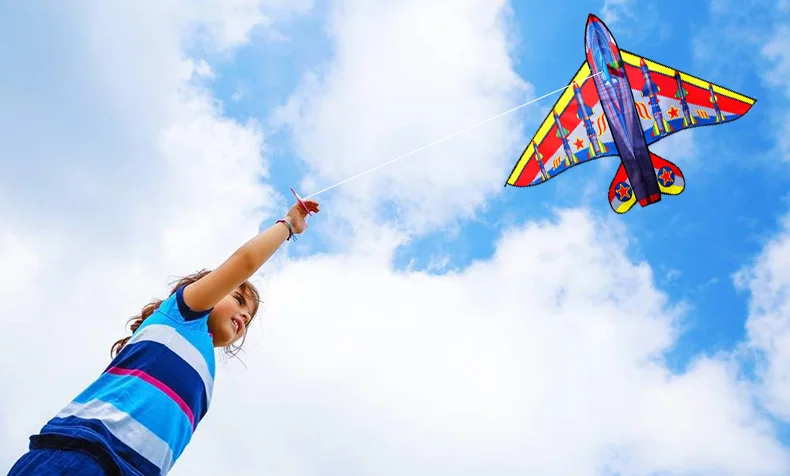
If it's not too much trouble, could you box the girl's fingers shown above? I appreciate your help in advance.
[290,198,319,218]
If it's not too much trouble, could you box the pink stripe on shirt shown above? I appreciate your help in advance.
[107,366,195,427]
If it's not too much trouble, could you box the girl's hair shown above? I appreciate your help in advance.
[110,269,261,359]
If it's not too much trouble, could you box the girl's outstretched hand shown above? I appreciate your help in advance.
[286,198,319,234]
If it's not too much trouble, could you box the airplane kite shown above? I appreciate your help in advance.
[505,13,756,214]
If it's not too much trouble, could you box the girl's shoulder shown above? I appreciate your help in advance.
[154,286,213,327]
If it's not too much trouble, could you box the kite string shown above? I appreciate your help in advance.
[303,72,601,200]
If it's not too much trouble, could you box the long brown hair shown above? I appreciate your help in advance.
[111,269,261,359]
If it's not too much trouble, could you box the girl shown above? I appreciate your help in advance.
[9,198,321,475]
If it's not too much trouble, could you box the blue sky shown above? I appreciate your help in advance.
[222,0,785,432]
[201,0,790,439]
[207,0,788,373]
[3,0,790,474]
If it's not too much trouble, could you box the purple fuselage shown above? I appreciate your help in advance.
[584,15,660,205]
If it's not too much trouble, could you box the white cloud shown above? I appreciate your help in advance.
[692,0,780,85]
[665,267,683,283]
[761,23,790,159]
[180,0,314,51]
[735,214,790,421]
[232,88,247,102]
[732,10,790,416]
[599,0,666,42]
[727,0,790,435]
[762,25,790,91]
[0,0,303,470]
[650,129,698,170]
[601,0,633,25]
[193,58,215,78]
[171,209,790,475]
[274,0,529,234]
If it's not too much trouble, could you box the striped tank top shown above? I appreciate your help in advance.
[31,286,215,475]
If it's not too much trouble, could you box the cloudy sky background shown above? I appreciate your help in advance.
[2,0,790,474]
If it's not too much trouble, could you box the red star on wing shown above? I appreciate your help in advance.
[616,183,631,201]
[668,106,679,119]
[658,168,674,185]
[573,137,584,150]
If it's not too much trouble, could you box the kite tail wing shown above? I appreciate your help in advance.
[650,151,685,196]
[608,162,638,214]
[608,152,685,213]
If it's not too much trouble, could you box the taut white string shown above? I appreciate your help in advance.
[303,72,602,199]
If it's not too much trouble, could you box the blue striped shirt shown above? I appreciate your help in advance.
[32,286,215,475]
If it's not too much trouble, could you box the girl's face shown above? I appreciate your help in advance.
[207,286,255,347]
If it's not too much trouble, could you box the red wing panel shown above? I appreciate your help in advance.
[507,61,618,187]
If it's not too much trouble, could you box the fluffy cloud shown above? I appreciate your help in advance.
[173,210,789,475]
[761,23,790,159]
[601,0,633,25]
[730,3,790,421]
[650,129,698,170]
[599,0,664,43]
[274,0,529,234]
[726,0,790,459]
[762,25,790,94]
[0,0,295,470]
[736,214,790,421]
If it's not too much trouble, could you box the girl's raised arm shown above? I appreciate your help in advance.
[183,199,319,312]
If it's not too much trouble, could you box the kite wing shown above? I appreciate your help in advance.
[621,50,756,145]
[506,61,618,187]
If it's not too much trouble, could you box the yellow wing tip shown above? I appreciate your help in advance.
[659,184,685,195]
[615,198,637,214]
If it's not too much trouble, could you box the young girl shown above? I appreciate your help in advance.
[9,198,321,475]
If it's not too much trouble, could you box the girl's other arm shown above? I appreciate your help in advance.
[183,199,320,312]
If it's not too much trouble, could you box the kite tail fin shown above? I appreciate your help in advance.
[608,153,685,214]
[608,162,638,214]
[650,152,685,196]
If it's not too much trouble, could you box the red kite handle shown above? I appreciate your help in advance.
[290,187,312,216]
